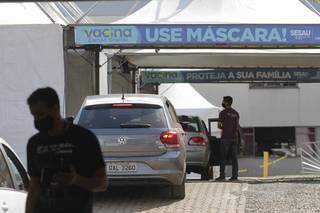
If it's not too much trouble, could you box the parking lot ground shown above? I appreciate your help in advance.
[245,181,320,213]
[93,175,320,213]
[94,180,247,213]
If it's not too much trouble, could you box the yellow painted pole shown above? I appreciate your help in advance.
[263,151,269,177]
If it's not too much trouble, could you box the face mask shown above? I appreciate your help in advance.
[34,115,54,133]
[222,103,226,108]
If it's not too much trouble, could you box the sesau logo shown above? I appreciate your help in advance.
[84,28,133,39]
[290,29,312,40]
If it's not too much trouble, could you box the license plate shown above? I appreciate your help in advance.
[106,162,137,173]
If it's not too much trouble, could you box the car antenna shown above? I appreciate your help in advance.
[121,88,125,102]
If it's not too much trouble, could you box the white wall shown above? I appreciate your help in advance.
[192,83,320,127]
[0,25,65,164]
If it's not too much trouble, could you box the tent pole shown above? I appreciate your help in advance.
[132,69,136,93]
[107,55,113,94]
[93,49,100,95]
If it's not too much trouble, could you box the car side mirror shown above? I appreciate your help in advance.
[65,116,74,123]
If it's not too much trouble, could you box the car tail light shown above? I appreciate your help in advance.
[160,131,180,148]
[112,103,133,107]
[188,136,207,146]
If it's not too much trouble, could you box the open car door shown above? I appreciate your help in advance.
[208,118,233,166]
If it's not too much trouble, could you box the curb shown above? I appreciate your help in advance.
[240,175,320,184]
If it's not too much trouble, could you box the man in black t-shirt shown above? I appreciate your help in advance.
[25,87,107,213]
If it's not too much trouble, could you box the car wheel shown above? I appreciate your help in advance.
[201,164,213,180]
[170,174,186,199]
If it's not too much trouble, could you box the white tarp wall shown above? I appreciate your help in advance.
[159,83,220,135]
[0,24,65,163]
[192,83,320,128]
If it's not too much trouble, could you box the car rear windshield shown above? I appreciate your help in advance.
[178,116,201,132]
[78,103,167,129]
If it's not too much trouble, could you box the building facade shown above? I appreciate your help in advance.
[192,83,320,157]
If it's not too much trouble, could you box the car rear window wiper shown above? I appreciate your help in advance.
[120,123,151,128]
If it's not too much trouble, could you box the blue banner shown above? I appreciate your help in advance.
[140,68,320,85]
[75,24,320,46]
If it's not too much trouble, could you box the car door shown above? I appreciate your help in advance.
[208,118,233,166]
[200,119,211,155]
[0,143,28,213]
[165,100,187,147]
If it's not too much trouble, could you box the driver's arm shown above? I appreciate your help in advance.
[25,177,41,213]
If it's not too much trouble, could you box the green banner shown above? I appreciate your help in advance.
[141,68,320,85]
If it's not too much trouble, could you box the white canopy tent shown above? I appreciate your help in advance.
[159,83,220,134]
[115,0,320,24]
[0,3,69,25]
[109,0,320,68]
[0,3,66,163]
[0,3,52,24]
[0,25,65,163]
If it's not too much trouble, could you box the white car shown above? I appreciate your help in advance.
[0,138,29,213]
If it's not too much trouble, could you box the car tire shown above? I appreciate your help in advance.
[170,175,186,199]
[201,164,213,180]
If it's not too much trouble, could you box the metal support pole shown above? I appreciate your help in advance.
[263,151,269,177]
[135,70,140,94]
[93,50,100,95]
[107,56,113,94]
[132,69,136,93]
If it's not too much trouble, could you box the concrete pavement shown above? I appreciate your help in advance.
[94,181,247,213]
[93,175,320,213]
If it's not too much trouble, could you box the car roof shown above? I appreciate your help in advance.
[84,94,167,107]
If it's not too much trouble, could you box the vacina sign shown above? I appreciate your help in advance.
[140,68,320,85]
[74,24,320,47]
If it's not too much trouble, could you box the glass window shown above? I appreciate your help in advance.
[79,104,167,129]
[0,147,13,189]
[6,158,25,191]
[178,116,201,132]
[3,145,29,191]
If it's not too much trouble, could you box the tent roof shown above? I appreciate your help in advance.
[0,3,53,25]
[116,0,320,24]
[113,49,320,68]
[159,83,219,109]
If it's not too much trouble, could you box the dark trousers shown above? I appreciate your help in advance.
[219,138,238,178]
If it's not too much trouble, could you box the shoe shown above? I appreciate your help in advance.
[228,177,238,181]
[215,176,226,181]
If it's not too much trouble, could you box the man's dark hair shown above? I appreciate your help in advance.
[223,96,233,105]
[27,87,60,108]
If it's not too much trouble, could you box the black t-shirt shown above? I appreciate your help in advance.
[219,108,240,139]
[27,123,105,213]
